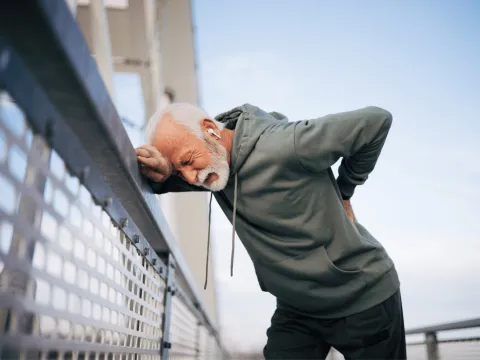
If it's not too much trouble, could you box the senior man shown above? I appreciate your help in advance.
[136,103,406,359]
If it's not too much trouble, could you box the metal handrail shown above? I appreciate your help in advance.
[406,318,480,335]
[0,0,225,358]
[406,317,480,360]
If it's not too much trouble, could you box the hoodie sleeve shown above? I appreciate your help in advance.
[148,176,207,195]
[293,106,392,199]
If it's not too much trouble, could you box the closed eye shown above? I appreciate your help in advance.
[181,154,194,167]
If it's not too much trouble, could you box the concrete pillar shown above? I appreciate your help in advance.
[89,0,115,99]
[157,0,218,324]
[127,0,162,118]
[426,332,439,360]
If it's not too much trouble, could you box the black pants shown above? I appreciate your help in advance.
[263,290,406,360]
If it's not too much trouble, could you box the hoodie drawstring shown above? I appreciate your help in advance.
[230,174,238,277]
[204,173,238,290]
[204,193,213,290]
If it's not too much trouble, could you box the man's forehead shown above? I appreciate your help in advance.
[154,114,182,142]
[152,114,192,161]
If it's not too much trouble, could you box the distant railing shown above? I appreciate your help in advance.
[405,318,480,360]
[0,0,226,358]
[324,318,480,360]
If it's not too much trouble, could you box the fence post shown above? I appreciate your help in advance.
[425,332,439,360]
[161,253,176,360]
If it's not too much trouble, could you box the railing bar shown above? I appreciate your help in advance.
[406,318,480,335]
[438,337,480,343]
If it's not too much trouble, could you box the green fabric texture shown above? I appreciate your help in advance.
[152,104,400,318]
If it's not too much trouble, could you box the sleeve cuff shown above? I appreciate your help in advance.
[147,178,165,194]
[336,176,356,200]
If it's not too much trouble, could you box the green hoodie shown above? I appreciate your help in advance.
[151,104,400,319]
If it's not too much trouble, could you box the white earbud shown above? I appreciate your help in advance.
[208,128,222,139]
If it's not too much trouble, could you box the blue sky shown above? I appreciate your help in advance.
[114,0,480,352]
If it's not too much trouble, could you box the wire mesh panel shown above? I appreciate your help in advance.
[169,291,199,358]
[197,325,209,360]
[406,340,480,360]
[406,343,428,360]
[206,333,219,360]
[196,326,221,360]
[0,92,165,359]
[437,339,480,360]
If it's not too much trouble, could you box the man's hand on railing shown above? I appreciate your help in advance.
[136,145,172,182]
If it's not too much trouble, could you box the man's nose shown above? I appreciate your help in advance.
[182,169,198,184]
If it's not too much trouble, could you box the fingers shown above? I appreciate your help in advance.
[135,145,158,157]
[136,145,172,182]
[137,156,160,169]
[135,148,151,158]
[136,144,172,177]
[138,156,171,176]
[141,166,169,182]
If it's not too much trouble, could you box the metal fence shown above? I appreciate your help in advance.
[0,1,225,358]
[323,318,480,360]
[405,318,480,360]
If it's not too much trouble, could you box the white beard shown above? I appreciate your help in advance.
[194,135,230,191]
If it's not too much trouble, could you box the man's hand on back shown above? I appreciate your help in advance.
[343,200,357,223]
[136,145,172,182]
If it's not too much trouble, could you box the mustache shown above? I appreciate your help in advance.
[196,169,211,184]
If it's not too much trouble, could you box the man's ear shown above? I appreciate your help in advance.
[200,118,220,137]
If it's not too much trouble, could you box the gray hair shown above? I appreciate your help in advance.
[145,103,223,143]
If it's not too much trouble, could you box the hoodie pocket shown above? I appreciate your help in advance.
[318,246,363,278]
[254,246,365,314]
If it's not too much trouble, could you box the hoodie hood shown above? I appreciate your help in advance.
[215,104,288,174]
[203,105,287,289]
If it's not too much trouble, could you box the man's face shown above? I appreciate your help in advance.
[152,115,230,191]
